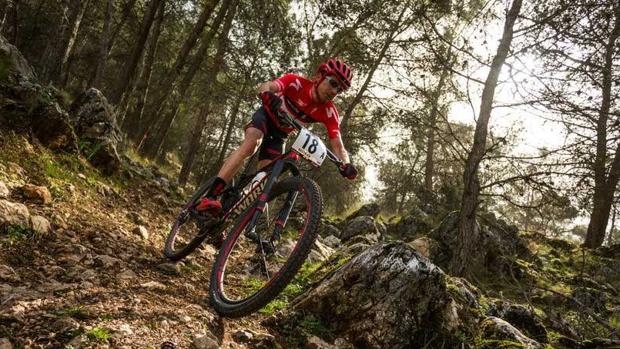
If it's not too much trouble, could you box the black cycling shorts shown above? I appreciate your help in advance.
[245,107,288,161]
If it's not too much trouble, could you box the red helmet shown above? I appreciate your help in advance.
[317,58,353,90]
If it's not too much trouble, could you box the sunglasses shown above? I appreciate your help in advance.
[325,75,344,93]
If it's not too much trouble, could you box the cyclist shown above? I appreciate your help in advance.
[195,58,358,215]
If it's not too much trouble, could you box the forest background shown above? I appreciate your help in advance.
[1,0,619,275]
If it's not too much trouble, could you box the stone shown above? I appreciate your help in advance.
[133,225,149,240]
[0,182,9,199]
[67,334,88,349]
[0,199,30,227]
[289,242,483,348]
[572,287,607,313]
[0,34,35,80]
[51,317,80,334]
[141,281,166,289]
[0,338,12,349]
[487,301,548,343]
[407,236,437,259]
[127,212,147,225]
[307,239,335,263]
[232,330,254,342]
[157,262,181,275]
[69,88,122,175]
[192,333,220,349]
[117,269,137,281]
[305,336,334,349]
[94,254,122,268]
[30,215,51,234]
[117,323,133,336]
[0,265,19,282]
[323,235,342,249]
[321,224,341,238]
[21,184,51,204]
[347,203,381,220]
[341,216,379,242]
[480,316,542,348]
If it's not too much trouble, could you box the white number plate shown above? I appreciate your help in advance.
[291,128,327,167]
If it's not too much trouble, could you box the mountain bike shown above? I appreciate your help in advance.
[163,110,344,317]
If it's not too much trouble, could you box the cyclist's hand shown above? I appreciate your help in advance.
[339,163,358,180]
[260,91,282,114]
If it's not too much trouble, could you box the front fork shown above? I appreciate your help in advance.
[244,160,298,254]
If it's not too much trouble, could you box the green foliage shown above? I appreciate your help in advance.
[56,306,91,320]
[1,225,38,247]
[86,327,111,342]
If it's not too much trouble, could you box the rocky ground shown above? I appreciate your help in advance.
[0,132,290,348]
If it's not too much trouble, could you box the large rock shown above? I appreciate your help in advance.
[289,242,482,348]
[0,35,78,151]
[347,203,380,220]
[428,212,531,272]
[341,216,380,242]
[0,34,34,82]
[486,301,548,343]
[0,199,30,227]
[69,88,122,175]
[21,184,52,204]
[0,182,9,199]
[388,209,432,237]
[479,317,542,348]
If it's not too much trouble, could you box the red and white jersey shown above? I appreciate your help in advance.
[273,73,341,139]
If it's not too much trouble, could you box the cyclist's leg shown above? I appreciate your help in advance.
[196,111,266,213]
[217,127,264,182]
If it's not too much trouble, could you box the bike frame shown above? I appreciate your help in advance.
[215,110,342,249]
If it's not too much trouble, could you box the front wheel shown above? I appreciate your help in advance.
[164,177,218,261]
[209,176,322,317]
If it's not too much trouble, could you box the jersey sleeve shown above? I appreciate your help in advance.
[273,73,299,92]
[323,104,341,139]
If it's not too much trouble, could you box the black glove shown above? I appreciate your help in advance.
[260,91,282,114]
[339,163,358,180]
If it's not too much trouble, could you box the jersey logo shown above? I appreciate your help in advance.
[290,79,302,91]
[326,106,338,121]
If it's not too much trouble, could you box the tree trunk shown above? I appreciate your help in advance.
[423,63,450,192]
[122,0,164,136]
[40,0,70,82]
[584,6,620,248]
[147,0,220,118]
[107,0,137,54]
[91,0,114,88]
[451,0,522,276]
[110,0,160,105]
[607,204,616,246]
[339,6,406,133]
[139,0,231,158]
[214,92,244,169]
[177,1,236,184]
[59,0,91,87]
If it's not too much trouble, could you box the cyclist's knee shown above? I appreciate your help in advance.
[240,129,263,157]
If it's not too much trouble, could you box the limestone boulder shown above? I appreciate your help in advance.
[0,199,30,227]
[479,317,542,348]
[346,203,380,220]
[288,242,483,348]
[69,88,122,175]
[341,216,380,242]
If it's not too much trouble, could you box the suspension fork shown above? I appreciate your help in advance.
[244,159,286,241]
[270,190,299,243]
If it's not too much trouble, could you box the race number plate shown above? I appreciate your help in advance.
[291,128,327,167]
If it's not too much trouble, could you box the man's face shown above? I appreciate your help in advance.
[316,75,344,103]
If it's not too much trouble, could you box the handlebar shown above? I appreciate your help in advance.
[276,110,344,168]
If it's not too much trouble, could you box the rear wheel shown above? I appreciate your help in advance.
[164,177,221,261]
[209,176,322,317]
